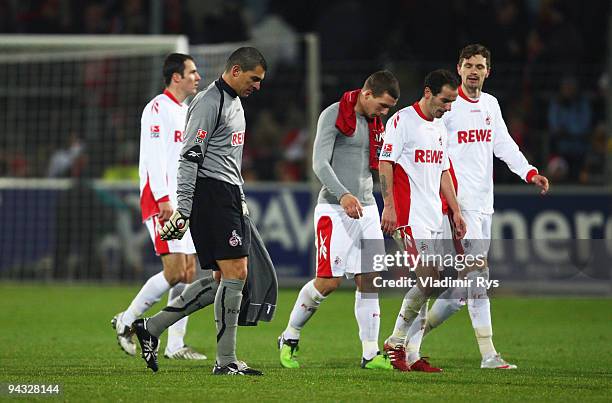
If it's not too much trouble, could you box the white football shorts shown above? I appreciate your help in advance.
[313,203,386,278]
[442,210,492,257]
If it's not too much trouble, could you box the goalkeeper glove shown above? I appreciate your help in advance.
[160,210,190,241]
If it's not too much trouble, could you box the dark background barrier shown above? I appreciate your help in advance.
[1,181,609,293]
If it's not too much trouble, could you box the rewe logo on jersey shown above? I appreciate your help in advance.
[458,129,491,143]
[231,131,245,146]
[415,149,444,164]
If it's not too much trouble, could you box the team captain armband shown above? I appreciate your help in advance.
[183,145,204,163]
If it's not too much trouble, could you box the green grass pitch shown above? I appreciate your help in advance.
[0,284,610,402]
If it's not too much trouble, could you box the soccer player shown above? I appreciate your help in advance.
[405,44,550,369]
[380,69,466,372]
[111,53,206,361]
[278,71,400,370]
[131,47,267,375]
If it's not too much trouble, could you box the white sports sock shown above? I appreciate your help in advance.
[283,279,326,340]
[405,304,427,364]
[388,286,427,345]
[166,283,188,353]
[123,271,171,326]
[467,268,496,359]
[425,286,468,335]
[354,291,380,360]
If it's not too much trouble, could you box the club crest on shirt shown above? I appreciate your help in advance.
[195,129,207,144]
[229,230,242,247]
[438,136,442,146]
[485,113,491,125]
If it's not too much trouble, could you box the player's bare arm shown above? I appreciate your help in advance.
[379,160,396,235]
[440,170,466,239]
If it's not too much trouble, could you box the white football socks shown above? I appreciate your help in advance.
[123,271,171,326]
[354,291,381,360]
[166,282,188,353]
[405,304,427,364]
[283,279,326,340]
[388,286,427,346]
[467,268,497,359]
[425,286,468,335]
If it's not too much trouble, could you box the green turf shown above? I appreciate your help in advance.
[0,284,610,402]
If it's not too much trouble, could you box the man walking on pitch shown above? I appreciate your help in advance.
[403,44,549,369]
[131,47,267,375]
[112,53,206,361]
[278,71,400,370]
[380,69,466,372]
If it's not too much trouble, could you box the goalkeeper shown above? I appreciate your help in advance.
[132,47,268,376]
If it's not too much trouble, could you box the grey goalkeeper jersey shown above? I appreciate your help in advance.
[177,79,246,216]
[313,102,375,206]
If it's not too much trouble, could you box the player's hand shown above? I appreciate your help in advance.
[160,210,190,240]
[340,193,363,219]
[158,201,174,221]
[452,211,467,240]
[531,174,549,195]
[381,205,397,235]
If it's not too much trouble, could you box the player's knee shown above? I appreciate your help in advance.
[354,272,379,293]
[162,255,188,285]
[232,266,247,280]
[216,257,248,280]
[182,266,196,283]
[314,277,340,296]
[164,271,183,286]
[183,256,197,283]
[162,266,183,286]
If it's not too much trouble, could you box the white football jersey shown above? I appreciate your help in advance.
[139,89,187,222]
[380,102,450,232]
[442,86,537,214]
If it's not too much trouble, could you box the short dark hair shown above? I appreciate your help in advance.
[458,44,491,69]
[163,53,194,86]
[363,70,400,99]
[424,69,459,96]
[224,47,267,73]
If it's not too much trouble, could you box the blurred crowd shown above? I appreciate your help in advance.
[0,0,609,184]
